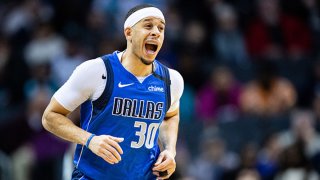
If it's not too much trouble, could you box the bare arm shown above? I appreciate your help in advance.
[152,109,179,179]
[159,109,179,156]
[42,97,91,145]
[42,98,124,164]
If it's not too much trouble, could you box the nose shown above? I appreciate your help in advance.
[150,27,160,37]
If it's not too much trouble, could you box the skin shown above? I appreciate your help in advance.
[122,17,165,76]
[153,110,179,179]
[42,16,178,179]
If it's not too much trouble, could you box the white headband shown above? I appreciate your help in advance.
[124,7,165,29]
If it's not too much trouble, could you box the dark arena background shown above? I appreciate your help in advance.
[0,0,320,179]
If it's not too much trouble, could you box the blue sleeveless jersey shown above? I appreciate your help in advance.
[73,51,171,180]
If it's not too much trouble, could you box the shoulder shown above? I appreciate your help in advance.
[70,57,107,81]
[53,57,107,110]
[168,68,184,101]
[165,68,184,112]
[168,68,184,87]
[76,57,105,73]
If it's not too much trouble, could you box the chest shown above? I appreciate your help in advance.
[110,71,166,121]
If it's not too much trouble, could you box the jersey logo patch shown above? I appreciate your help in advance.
[148,85,164,92]
[118,82,134,88]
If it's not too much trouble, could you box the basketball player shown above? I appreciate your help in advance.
[42,4,184,180]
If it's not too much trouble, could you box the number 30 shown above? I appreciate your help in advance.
[131,121,160,149]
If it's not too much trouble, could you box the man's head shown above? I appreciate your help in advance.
[124,4,165,65]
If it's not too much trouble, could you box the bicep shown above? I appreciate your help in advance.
[42,97,71,130]
[45,97,71,116]
[53,58,106,111]
[166,69,184,114]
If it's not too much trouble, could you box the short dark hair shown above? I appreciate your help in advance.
[124,4,155,21]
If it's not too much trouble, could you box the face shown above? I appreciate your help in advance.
[127,17,165,65]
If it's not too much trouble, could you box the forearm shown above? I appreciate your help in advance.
[159,112,179,157]
[42,99,91,146]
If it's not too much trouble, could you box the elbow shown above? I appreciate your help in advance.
[42,110,52,132]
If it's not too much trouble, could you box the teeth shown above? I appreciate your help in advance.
[146,41,157,44]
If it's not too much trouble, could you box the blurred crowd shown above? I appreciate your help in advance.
[0,0,320,180]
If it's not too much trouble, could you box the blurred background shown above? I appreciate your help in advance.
[0,0,319,179]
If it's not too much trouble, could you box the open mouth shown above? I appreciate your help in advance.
[145,43,158,54]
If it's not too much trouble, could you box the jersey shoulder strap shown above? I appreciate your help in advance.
[92,55,114,113]
[154,62,171,113]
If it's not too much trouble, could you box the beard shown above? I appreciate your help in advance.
[132,48,154,65]
[140,57,154,65]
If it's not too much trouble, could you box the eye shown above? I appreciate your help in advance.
[158,26,164,31]
[145,24,152,29]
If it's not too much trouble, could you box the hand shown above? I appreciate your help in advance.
[152,150,176,180]
[88,135,124,164]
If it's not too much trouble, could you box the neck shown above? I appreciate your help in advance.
[121,50,153,77]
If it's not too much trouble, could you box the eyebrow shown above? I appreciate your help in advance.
[143,18,166,25]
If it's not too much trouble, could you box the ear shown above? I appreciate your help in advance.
[124,28,132,41]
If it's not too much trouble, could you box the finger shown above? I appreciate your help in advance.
[156,162,175,173]
[102,154,115,164]
[105,144,122,161]
[100,148,119,163]
[153,159,170,171]
[157,177,167,180]
[109,136,124,143]
[152,171,160,177]
[154,153,165,166]
[154,165,170,172]
[105,138,124,155]
[99,149,116,164]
